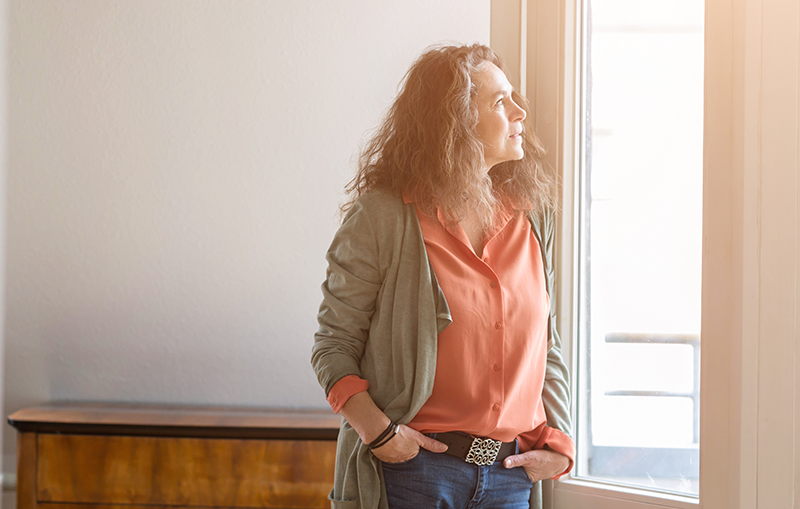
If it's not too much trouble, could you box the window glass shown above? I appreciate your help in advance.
[575,0,704,496]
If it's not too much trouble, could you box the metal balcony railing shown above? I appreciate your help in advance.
[586,332,701,481]
[604,332,700,444]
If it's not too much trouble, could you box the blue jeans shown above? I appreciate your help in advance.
[381,443,533,509]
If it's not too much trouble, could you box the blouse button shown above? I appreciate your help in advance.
[492,403,500,411]
[493,364,501,371]
[495,322,502,329]
[490,281,497,289]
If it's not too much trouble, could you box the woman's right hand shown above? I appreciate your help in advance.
[370,424,448,463]
[338,391,447,463]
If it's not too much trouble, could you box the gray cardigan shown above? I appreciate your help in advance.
[311,190,572,509]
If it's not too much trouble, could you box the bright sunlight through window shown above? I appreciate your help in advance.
[575,0,704,496]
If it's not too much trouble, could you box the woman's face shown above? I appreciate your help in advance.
[473,62,527,170]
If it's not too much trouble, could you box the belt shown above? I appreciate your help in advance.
[427,431,517,466]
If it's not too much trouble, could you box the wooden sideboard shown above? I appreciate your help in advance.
[8,402,341,509]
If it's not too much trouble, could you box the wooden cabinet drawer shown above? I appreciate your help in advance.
[37,434,337,509]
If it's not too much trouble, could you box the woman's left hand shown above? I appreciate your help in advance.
[502,449,570,483]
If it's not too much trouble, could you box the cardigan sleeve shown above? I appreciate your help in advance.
[539,208,575,463]
[543,328,573,445]
[311,198,383,396]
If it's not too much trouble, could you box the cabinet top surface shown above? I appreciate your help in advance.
[8,402,341,439]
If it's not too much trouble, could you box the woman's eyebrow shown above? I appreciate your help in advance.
[491,87,513,99]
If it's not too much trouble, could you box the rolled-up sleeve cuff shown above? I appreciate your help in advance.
[534,426,576,479]
[326,375,370,414]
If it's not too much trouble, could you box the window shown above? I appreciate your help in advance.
[573,0,704,497]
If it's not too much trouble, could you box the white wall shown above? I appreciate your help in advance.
[4,0,490,474]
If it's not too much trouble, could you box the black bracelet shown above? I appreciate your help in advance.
[371,423,400,450]
[366,421,396,449]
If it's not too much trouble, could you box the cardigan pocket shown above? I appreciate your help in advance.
[327,489,359,509]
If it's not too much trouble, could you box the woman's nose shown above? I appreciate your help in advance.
[512,101,526,122]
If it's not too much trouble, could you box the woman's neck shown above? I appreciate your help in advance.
[460,211,486,258]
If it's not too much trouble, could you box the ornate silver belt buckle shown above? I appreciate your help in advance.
[465,437,503,466]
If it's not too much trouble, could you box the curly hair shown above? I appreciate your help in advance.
[344,43,557,229]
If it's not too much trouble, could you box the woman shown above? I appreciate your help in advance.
[311,44,574,509]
